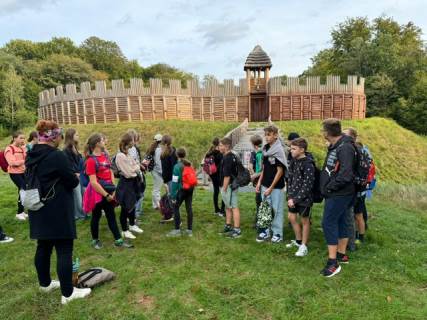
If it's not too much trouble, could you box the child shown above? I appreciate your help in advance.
[249,135,263,227]
[146,134,163,210]
[256,125,286,243]
[166,148,195,237]
[205,137,225,217]
[219,137,241,238]
[126,129,144,218]
[160,135,178,193]
[286,138,315,256]
[26,131,38,152]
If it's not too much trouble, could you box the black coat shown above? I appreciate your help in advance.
[161,147,177,183]
[63,146,82,174]
[26,144,79,240]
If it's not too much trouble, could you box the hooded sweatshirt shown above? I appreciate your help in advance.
[287,152,316,207]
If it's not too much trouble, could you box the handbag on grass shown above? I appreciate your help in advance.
[77,267,116,288]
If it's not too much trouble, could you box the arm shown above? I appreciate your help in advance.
[264,166,284,196]
[223,176,230,192]
[4,147,24,167]
[255,165,264,193]
[326,144,355,191]
[292,162,315,205]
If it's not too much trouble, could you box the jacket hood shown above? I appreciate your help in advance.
[25,144,56,167]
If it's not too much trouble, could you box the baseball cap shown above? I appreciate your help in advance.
[154,134,163,142]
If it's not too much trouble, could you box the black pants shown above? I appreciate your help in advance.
[210,174,225,213]
[90,199,121,240]
[9,173,25,214]
[174,188,194,230]
[255,192,262,225]
[35,239,74,297]
[0,224,5,240]
[120,207,136,232]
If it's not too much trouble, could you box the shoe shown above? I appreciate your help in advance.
[0,235,14,244]
[256,231,270,243]
[23,212,29,218]
[295,244,308,257]
[271,234,283,243]
[355,239,362,246]
[16,213,26,221]
[185,229,193,237]
[114,239,134,248]
[160,217,174,224]
[285,240,301,248]
[321,263,341,278]
[61,287,91,305]
[40,280,60,293]
[166,229,181,237]
[229,229,241,239]
[129,225,143,234]
[122,230,136,239]
[337,254,350,264]
[91,239,103,250]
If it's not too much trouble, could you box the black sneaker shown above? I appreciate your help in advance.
[114,239,134,248]
[229,229,242,239]
[321,263,341,278]
[221,224,233,235]
[337,254,350,264]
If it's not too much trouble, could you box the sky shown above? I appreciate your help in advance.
[0,0,426,81]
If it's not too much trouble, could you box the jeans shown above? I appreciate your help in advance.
[322,195,355,245]
[135,196,144,218]
[73,184,86,220]
[174,188,194,230]
[90,199,121,240]
[35,239,74,297]
[261,186,285,238]
[9,173,25,214]
[151,170,163,209]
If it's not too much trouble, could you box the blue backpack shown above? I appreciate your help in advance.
[80,155,100,188]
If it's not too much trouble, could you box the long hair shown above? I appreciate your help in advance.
[27,131,38,143]
[84,133,102,157]
[119,133,134,154]
[64,128,78,154]
[10,130,23,144]
[147,140,160,156]
[207,137,220,154]
[160,135,173,159]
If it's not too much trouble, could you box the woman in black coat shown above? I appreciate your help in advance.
[26,120,91,305]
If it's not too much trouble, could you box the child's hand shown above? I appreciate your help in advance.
[264,187,272,197]
[255,183,261,193]
[288,199,295,208]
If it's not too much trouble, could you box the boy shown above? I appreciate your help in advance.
[249,135,263,227]
[319,119,356,277]
[286,138,315,256]
[256,125,287,243]
[219,137,241,238]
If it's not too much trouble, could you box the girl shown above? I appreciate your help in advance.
[63,128,85,220]
[26,120,91,304]
[82,133,131,249]
[5,131,27,220]
[146,134,163,210]
[205,137,225,216]
[26,131,38,153]
[166,148,195,237]
[126,129,144,218]
[160,135,178,194]
[115,133,144,239]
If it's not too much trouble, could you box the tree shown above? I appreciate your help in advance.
[143,63,195,86]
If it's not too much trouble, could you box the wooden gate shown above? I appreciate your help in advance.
[250,95,268,122]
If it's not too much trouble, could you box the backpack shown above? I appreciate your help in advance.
[159,193,174,220]
[230,153,251,190]
[110,154,120,178]
[0,149,10,172]
[80,155,103,188]
[182,166,198,189]
[202,155,217,175]
[144,154,155,172]
[77,268,115,289]
[352,143,371,192]
[256,200,274,229]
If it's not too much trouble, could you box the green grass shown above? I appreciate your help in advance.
[0,174,426,319]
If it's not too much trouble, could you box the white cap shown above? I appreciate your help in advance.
[154,134,163,142]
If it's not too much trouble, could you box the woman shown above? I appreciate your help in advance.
[205,137,225,216]
[146,134,163,210]
[115,133,144,239]
[63,128,85,220]
[160,135,178,194]
[82,133,132,249]
[5,131,27,220]
[26,131,38,153]
[26,120,91,304]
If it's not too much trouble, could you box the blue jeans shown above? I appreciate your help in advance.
[135,194,144,217]
[322,195,354,245]
[261,186,285,238]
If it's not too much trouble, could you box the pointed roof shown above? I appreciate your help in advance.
[244,45,272,70]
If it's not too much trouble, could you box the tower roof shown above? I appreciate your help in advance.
[244,45,272,71]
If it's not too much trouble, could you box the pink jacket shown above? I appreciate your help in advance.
[5,145,26,174]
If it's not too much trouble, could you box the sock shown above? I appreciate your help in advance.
[296,240,302,245]
[355,231,360,239]
[359,234,364,242]
[327,258,337,266]
[337,252,346,259]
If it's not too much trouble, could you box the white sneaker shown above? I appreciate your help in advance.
[61,287,91,305]
[39,280,61,293]
[0,236,14,244]
[129,225,143,234]
[295,244,308,257]
[285,240,301,248]
[16,213,26,221]
[122,230,136,239]
[23,212,29,218]
[271,235,283,243]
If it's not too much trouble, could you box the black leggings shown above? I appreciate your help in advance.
[210,173,225,213]
[120,207,136,232]
[90,199,121,240]
[9,173,25,214]
[174,188,194,230]
[35,239,74,297]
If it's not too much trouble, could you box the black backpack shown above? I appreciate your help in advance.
[352,142,371,192]
[230,153,251,190]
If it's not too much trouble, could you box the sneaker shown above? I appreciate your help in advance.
[23,212,29,218]
[122,230,136,239]
[160,217,174,224]
[16,213,26,221]
[40,280,60,293]
[295,244,308,257]
[216,212,225,218]
[129,225,143,234]
[271,234,283,243]
[61,287,91,305]
[166,229,181,237]
[285,240,301,248]
[229,229,242,239]
[321,263,341,278]
[185,229,193,237]
[256,231,270,243]
[114,239,134,248]
[337,254,350,264]
[221,224,234,235]
[91,239,103,250]
[0,235,14,244]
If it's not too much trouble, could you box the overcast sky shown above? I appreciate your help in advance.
[0,0,425,81]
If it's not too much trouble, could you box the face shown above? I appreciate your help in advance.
[33,136,39,144]
[14,134,25,146]
[74,132,80,142]
[218,142,227,154]
[97,139,105,149]
[290,145,305,159]
[265,131,278,145]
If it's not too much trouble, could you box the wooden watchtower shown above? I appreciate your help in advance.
[244,45,272,121]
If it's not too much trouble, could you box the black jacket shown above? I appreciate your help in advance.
[320,135,356,198]
[26,144,79,240]
[63,146,82,174]
[161,147,178,183]
[287,153,316,207]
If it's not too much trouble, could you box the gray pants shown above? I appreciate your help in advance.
[73,184,85,219]
[151,170,163,209]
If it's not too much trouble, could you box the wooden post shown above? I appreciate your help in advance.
[127,96,132,122]
[92,99,96,124]
[280,96,283,121]
[82,99,87,124]
[163,96,167,120]
[151,96,155,120]
[102,98,107,124]
[138,96,142,121]
[115,97,119,123]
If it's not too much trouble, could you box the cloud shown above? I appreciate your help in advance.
[116,13,133,26]
[196,18,251,47]
[0,0,56,16]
